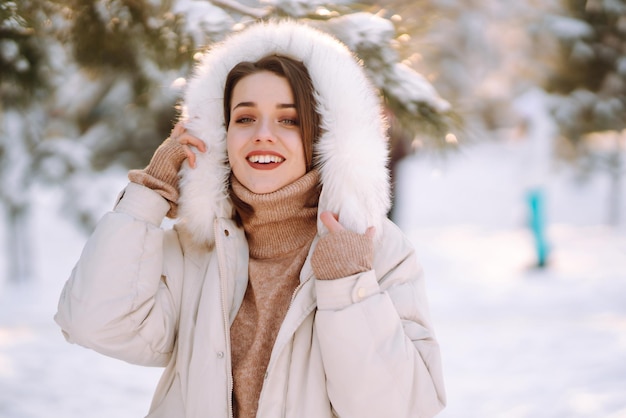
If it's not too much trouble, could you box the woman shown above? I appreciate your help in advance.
[55,21,446,418]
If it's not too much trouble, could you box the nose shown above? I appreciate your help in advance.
[254,119,276,143]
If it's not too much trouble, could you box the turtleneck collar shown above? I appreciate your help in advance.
[230,170,320,259]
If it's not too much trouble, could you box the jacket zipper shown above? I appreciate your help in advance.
[215,221,234,418]
[288,272,314,312]
[260,271,315,410]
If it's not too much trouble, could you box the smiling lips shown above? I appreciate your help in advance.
[246,151,285,170]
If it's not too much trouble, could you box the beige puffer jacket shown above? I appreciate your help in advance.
[55,20,446,418]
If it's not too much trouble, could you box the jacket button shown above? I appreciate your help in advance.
[357,288,366,299]
[217,351,224,359]
[224,229,230,237]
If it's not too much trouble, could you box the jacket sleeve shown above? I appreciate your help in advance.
[314,219,446,418]
[54,182,184,367]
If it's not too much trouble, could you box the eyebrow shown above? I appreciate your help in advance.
[233,102,296,110]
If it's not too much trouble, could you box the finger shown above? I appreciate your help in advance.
[365,226,376,240]
[171,122,185,138]
[320,211,344,233]
[182,144,196,168]
[178,133,206,153]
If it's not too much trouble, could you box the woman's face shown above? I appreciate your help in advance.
[227,71,306,194]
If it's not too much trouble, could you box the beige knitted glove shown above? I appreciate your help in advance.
[128,136,187,218]
[311,230,374,280]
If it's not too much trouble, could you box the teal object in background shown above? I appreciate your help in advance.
[527,188,549,268]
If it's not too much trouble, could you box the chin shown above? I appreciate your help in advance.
[254,184,284,194]
[242,179,279,194]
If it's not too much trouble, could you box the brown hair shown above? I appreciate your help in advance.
[224,55,322,222]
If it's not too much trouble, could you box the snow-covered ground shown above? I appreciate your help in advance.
[1,140,625,417]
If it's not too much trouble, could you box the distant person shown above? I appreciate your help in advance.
[514,88,555,268]
[55,21,445,417]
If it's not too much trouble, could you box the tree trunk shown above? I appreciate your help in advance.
[6,203,33,282]
[608,151,622,226]
[607,132,623,227]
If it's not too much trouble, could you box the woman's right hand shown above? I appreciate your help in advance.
[170,122,206,169]
[127,121,206,218]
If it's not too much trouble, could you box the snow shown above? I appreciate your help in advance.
[262,0,352,17]
[1,141,626,417]
[389,63,451,113]
[544,15,593,40]
[395,140,626,417]
[318,12,451,114]
[0,39,20,62]
[172,0,233,45]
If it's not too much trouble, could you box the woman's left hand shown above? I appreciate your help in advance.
[312,212,375,280]
[319,211,375,239]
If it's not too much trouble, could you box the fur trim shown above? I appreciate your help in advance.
[178,20,390,245]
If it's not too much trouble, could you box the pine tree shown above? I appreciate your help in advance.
[546,0,626,224]
[0,0,53,281]
[0,0,458,283]
[401,0,562,139]
[49,0,458,228]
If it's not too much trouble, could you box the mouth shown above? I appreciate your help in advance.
[247,154,285,164]
[246,152,285,170]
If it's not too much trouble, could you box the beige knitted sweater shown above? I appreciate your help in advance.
[229,171,320,418]
[228,169,374,418]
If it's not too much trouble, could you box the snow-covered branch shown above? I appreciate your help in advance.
[210,0,271,19]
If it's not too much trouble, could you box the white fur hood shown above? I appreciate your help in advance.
[178,20,390,245]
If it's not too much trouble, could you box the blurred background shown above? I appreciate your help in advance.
[1,0,625,417]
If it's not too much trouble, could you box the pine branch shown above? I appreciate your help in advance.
[210,0,272,19]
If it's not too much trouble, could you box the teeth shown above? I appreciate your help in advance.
[248,155,284,163]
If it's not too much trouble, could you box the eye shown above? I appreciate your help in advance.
[280,118,299,126]
[235,116,255,124]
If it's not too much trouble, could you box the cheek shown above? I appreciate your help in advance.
[226,133,240,169]
[291,136,306,171]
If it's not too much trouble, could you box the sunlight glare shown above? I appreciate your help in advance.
[445,133,458,144]
[170,77,186,90]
